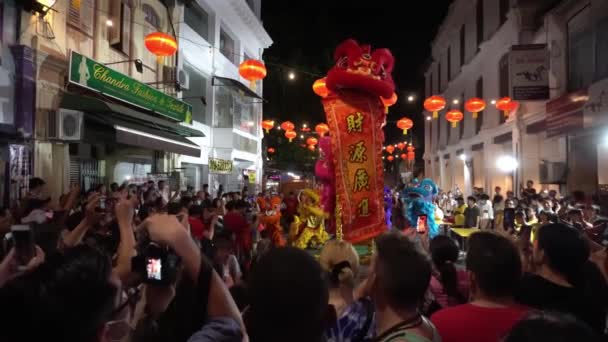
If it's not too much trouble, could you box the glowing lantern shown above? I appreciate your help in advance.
[495,97,513,118]
[446,109,464,128]
[407,145,415,161]
[503,100,520,118]
[387,155,394,161]
[280,121,295,131]
[144,32,178,63]
[312,78,329,97]
[400,153,407,160]
[307,145,316,151]
[267,147,275,154]
[315,123,329,137]
[465,98,486,119]
[302,127,311,132]
[386,145,395,154]
[285,130,297,142]
[397,117,414,135]
[306,137,318,146]
[261,120,275,133]
[239,59,267,89]
[424,95,446,119]
[380,93,398,113]
[397,142,406,151]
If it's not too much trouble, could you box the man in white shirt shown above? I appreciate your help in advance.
[478,194,494,230]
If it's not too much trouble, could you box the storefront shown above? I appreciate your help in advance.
[56,51,204,188]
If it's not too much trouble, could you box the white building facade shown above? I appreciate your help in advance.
[424,0,608,197]
[177,0,272,194]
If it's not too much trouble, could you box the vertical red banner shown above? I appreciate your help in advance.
[322,91,387,243]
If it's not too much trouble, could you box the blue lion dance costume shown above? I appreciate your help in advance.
[401,178,439,238]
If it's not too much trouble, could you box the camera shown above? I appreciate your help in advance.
[132,235,181,285]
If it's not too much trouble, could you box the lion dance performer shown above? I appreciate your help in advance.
[259,196,286,247]
[289,189,330,249]
[400,178,440,238]
[319,38,393,242]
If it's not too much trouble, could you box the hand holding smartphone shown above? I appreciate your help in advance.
[11,225,35,269]
[417,215,428,234]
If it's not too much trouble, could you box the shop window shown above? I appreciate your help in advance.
[476,0,484,48]
[184,2,209,41]
[214,86,259,136]
[476,77,483,133]
[460,25,465,66]
[183,63,209,125]
[220,28,237,64]
[568,6,593,91]
[109,0,132,55]
[499,53,509,124]
[233,135,258,154]
[68,0,95,36]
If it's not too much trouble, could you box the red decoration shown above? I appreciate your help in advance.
[424,95,446,119]
[495,97,513,118]
[307,144,316,151]
[380,92,398,113]
[503,100,520,118]
[396,117,413,135]
[312,78,329,97]
[315,123,329,137]
[239,59,267,89]
[267,147,275,154]
[400,153,407,160]
[284,130,297,142]
[446,109,464,128]
[385,145,395,154]
[145,32,178,61]
[302,127,311,132]
[387,155,394,161]
[465,97,486,119]
[407,145,415,161]
[280,121,295,131]
[306,137,318,146]
[397,142,406,151]
[261,120,274,133]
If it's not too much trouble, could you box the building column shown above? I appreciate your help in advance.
[10,45,36,138]
[462,148,473,197]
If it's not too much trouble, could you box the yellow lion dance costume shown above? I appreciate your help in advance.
[289,189,330,249]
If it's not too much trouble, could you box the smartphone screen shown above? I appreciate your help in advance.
[417,215,428,234]
[146,258,162,281]
[11,225,35,267]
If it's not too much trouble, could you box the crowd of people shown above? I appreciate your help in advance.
[0,177,607,341]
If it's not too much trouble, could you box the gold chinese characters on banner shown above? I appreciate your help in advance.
[209,158,233,174]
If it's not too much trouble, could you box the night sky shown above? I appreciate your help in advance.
[261,0,452,148]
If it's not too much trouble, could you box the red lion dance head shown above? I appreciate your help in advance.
[326,39,395,98]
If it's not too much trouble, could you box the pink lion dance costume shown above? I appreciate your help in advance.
[315,137,336,233]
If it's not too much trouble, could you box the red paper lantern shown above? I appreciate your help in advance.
[261,120,274,133]
[503,100,520,118]
[387,155,394,161]
[380,93,398,113]
[446,109,464,128]
[465,97,486,119]
[315,123,329,137]
[145,32,178,61]
[424,95,447,119]
[386,145,395,154]
[495,97,513,118]
[407,145,415,161]
[306,137,318,146]
[280,121,295,131]
[308,144,316,151]
[400,153,407,160]
[312,78,329,98]
[301,127,311,132]
[267,147,275,154]
[239,59,267,88]
[284,130,297,142]
[397,142,406,151]
[396,117,414,135]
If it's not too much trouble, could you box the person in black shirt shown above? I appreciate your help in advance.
[464,196,480,228]
[516,223,608,335]
[521,180,537,201]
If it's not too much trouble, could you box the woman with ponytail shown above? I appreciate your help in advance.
[320,240,374,342]
[429,236,469,309]
[516,223,608,336]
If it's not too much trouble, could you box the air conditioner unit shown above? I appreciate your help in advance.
[178,69,190,90]
[48,109,83,141]
[539,161,567,184]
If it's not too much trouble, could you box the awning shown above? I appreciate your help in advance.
[212,76,263,101]
[60,93,205,137]
[60,93,203,157]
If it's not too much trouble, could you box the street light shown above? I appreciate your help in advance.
[288,72,296,80]
[459,153,467,161]
[490,99,497,105]
[453,99,459,104]
[426,116,432,121]
[407,95,415,102]
[496,155,518,172]
[106,19,113,27]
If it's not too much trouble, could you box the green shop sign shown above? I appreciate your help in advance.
[209,158,233,174]
[68,51,192,123]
